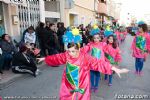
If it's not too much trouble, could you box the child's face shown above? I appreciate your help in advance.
[28,29,34,34]
[68,46,79,58]
[4,35,10,41]
[50,25,55,31]
[93,34,101,43]
[138,27,143,33]
[108,36,114,43]
[30,44,35,48]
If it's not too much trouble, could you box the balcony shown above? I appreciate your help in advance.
[45,1,60,12]
[45,11,60,18]
[98,2,107,16]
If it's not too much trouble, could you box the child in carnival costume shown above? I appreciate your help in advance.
[104,35,122,86]
[103,25,118,44]
[81,25,106,93]
[131,21,150,76]
[37,27,129,100]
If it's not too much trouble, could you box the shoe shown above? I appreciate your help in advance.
[0,74,2,80]
[35,69,40,76]
[134,71,138,75]
[0,70,3,74]
[33,73,36,77]
[94,88,98,93]
[108,83,112,86]
[139,71,143,76]
[90,87,95,93]
[104,77,107,81]
[33,69,40,77]
[33,74,36,77]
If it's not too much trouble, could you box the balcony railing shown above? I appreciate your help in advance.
[45,1,60,12]
[98,2,107,15]
[45,11,60,18]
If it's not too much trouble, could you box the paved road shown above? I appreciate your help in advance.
[0,35,150,100]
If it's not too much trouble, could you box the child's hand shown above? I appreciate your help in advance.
[111,66,130,78]
[36,58,45,63]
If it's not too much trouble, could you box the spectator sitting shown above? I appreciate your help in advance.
[12,44,40,77]
[24,26,36,45]
[0,34,17,70]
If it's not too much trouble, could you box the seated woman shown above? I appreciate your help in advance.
[12,44,39,77]
[23,26,36,45]
[0,34,17,70]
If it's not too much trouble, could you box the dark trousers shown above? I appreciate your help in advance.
[135,58,144,72]
[104,74,113,84]
[0,55,4,73]
[58,37,64,52]
[39,42,47,56]
[38,39,47,56]
[90,70,101,88]
[1,53,13,70]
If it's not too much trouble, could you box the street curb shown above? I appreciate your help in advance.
[0,63,45,90]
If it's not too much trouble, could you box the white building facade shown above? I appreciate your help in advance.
[64,0,98,27]
[0,0,65,40]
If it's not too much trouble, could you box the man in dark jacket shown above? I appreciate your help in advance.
[36,22,49,56]
[57,22,66,52]
[46,23,59,55]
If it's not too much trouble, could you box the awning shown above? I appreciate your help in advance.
[0,0,27,6]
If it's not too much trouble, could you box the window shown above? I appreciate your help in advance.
[101,0,106,3]
[18,1,40,35]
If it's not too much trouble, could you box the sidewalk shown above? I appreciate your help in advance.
[0,63,44,90]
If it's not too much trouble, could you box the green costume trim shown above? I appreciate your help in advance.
[66,62,85,94]
[105,53,118,65]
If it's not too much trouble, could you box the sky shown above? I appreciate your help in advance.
[119,0,150,25]
[121,0,150,15]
